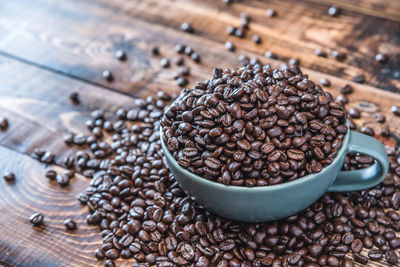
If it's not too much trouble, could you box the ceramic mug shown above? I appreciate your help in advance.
[161,127,389,222]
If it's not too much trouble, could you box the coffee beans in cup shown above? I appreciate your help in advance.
[161,63,347,186]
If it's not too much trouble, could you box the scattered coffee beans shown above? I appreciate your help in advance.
[332,50,346,61]
[69,92,80,105]
[264,50,277,59]
[29,213,44,226]
[162,63,347,186]
[339,84,354,94]
[336,94,348,105]
[348,108,361,118]
[252,35,261,44]
[226,26,236,35]
[160,58,170,68]
[174,44,184,54]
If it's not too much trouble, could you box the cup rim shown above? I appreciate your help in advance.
[160,123,350,192]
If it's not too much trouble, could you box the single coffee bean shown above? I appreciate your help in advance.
[265,51,277,59]
[253,35,261,44]
[150,45,159,55]
[56,174,70,187]
[352,74,365,83]
[375,53,388,64]
[64,218,77,230]
[360,126,374,136]
[226,26,236,35]
[368,249,382,260]
[339,84,353,94]
[0,118,8,131]
[104,260,115,267]
[3,172,15,182]
[180,22,193,33]
[328,6,340,17]
[391,105,400,116]
[102,70,113,82]
[266,9,276,17]
[375,113,385,123]
[319,78,331,87]
[174,44,185,54]
[315,49,327,57]
[225,41,235,52]
[348,108,361,118]
[115,50,127,61]
[385,250,398,264]
[160,58,170,68]
[353,253,368,264]
[332,50,346,61]
[29,213,44,226]
[69,92,80,104]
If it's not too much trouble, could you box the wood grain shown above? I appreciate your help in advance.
[0,0,398,94]
[0,0,399,266]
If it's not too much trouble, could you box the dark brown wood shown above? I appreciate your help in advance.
[0,0,398,94]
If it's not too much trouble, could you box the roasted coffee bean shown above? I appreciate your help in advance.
[150,45,159,55]
[391,105,400,116]
[332,50,346,61]
[266,9,276,17]
[115,50,127,61]
[315,49,327,57]
[181,22,194,33]
[353,253,368,264]
[56,174,70,187]
[174,44,185,54]
[225,41,235,52]
[352,74,365,84]
[104,260,115,267]
[29,213,44,226]
[102,70,113,82]
[3,172,15,182]
[160,58,170,68]
[226,26,236,35]
[319,78,331,87]
[385,250,398,264]
[0,118,8,131]
[253,35,261,44]
[368,249,383,260]
[64,218,77,230]
[265,51,277,59]
[348,108,361,118]
[339,84,353,94]
[328,6,340,16]
[375,113,386,123]
[375,53,388,64]
[360,126,374,136]
[69,92,80,104]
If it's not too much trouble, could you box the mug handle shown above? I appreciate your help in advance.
[328,131,389,192]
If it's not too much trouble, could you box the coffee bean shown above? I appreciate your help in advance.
[29,213,44,226]
[150,45,159,56]
[389,237,400,249]
[265,51,277,59]
[319,78,331,87]
[177,77,188,87]
[353,253,368,264]
[191,53,200,63]
[175,44,185,54]
[328,6,340,17]
[56,174,70,187]
[252,35,261,44]
[104,260,115,267]
[115,50,127,61]
[234,28,245,38]
[351,239,363,253]
[375,53,388,64]
[332,50,346,61]
[160,58,170,68]
[64,218,77,230]
[315,49,327,57]
[385,250,398,264]
[102,70,113,82]
[336,95,348,105]
[0,118,8,131]
[352,74,365,84]
[180,22,193,33]
[3,172,15,183]
[360,126,374,136]
[266,9,276,17]
[225,41,235,52]
[69,92,80,104]
[375,113,385,123]
[368,249,382,260]
[348,108,361,118]
[339,84,353,94]
[226,26,236,35]
[391,105,400,116]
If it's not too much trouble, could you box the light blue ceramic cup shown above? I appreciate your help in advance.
[161,127,389,222]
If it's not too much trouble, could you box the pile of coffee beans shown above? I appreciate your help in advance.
[161,63,348,186]
[58,86,400,267]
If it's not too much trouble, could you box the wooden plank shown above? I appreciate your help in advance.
[0,0,398,95]
[88,0,400,92]
[313,0,400,21]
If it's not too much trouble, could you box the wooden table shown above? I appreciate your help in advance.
[0,0,399,266]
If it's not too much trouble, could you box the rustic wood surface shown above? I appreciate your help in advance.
[0,0,399,266]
